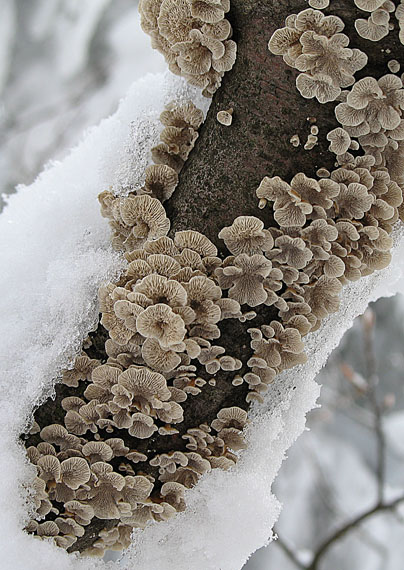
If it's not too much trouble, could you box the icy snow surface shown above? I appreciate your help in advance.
[1,68,404,570]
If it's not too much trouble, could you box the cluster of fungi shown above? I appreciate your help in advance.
[22,0,404,559]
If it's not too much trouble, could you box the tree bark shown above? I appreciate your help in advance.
[24,0,404,553]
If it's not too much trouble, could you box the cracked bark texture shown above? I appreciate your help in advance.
[24,0,404,554]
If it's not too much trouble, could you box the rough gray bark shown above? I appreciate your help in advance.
[24,0,404,553]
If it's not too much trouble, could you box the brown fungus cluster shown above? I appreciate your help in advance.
[354,0,395,42]
[268,8,368,103]
[152,100,204,174]
[139,0,237,96]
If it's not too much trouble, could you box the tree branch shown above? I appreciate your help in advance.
[306,495,404,570]
[23,0,404,555]
[362,310,386,505]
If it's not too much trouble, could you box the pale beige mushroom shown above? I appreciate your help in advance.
[40,424,81,451]
[64,500,95,526]
[198,345,225,374]
[61,354,100,388]
[82,442,114,464]
[291,172,340,210]
[218,427,246,451]
[60,457,91,490]
[136,304,186,348]
[160,101,204,130]
[141,337,182,372]
[141,164,179,202]
[309,0,329,7]
[355,16,389,41]
[119,194,170,242]
[55,517,85,538]
[150,451,188,475]
[290,134,301,147]
[121,475,154,512]
[184,275,222,324]
[303,275,342,319]
[37,442,57,456]
[146,254,182,278]
[174,230,218,257]
[31,477,53,517]
[354,0,385,11]
[160,125,199,159]
[250,323,305,369]
[135,274,187,307]
[129,412,158,439]
[218,216,274,256]
[327,127,352,154]
[157,0,197,45]
[346,77,383,109]
[114,367,171,414]
[211,406,248,431]
[161,481,186,511]
[37,455,61,483]
[269,235,313,269]
[256,175,291,209]
[216,254,273,307]
[217,109,233,125]
[83,364,120,403]
[151,143,185,173]
[334,182,374,219]
[64,400,99,436]
[191,0,229,24]
[86,462,126,519]
[36,521,60,538]
[126,450,148,463]
[296,73,341,104]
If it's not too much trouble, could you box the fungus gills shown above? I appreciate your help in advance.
[139,0,237,97]
[23,0,404,559]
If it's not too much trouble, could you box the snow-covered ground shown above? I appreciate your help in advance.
[1,3,404,570]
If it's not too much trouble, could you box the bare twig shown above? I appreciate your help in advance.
[306,495,404,570]
[274,530,307,570]
[362,309,386,505]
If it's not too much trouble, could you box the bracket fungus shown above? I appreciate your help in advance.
[269,8,367,103]
[139,0,236,96]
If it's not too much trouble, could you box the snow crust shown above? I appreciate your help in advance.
[1,68,404,570]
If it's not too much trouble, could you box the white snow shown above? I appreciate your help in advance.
[1,66,404,570]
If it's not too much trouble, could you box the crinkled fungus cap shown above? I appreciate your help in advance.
[216,254,273,307]
[354,0,385,11]
[129,412,159,438]
[218,216,274,256]
[309,0,329,8]
[217,109,233,126]
[327,127,352,155]
[174,230,218,257]
[142,164,179,202]
[137,303,187,348]
[119,194,170,239]
[355,16,389,42]
[116,366,171,408]
[139,0,235,96]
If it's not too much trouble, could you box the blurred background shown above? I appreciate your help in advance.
[1,2,404,568]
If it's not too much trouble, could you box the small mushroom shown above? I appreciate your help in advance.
[217,108,233,126]
[218,216,274,256]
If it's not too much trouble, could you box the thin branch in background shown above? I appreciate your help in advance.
[275,496,404,570]
[272,306,404,570]
[274,529,308,570]
[361,308,386,505]
[306,495,404,570]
